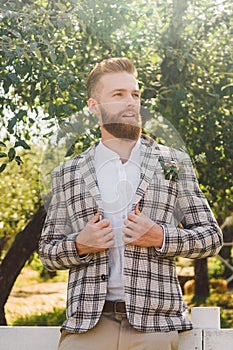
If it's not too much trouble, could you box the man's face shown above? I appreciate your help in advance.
[90,72,142,141]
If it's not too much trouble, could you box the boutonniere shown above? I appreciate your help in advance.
[159,152,206,182]
[159,159,183,182]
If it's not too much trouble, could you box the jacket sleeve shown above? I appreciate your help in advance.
[155,158,223,259]
[38,165,92,270]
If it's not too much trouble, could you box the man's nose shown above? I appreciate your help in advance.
[125,94,136,106]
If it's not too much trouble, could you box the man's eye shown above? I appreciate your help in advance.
[133,94,140,98]
[113,93,122,96]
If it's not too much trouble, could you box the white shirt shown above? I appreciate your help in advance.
[95,139,141,300]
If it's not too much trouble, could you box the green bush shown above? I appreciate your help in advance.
[12,308,66,326]
[208,257,225,279]
[221,309,233,328]
[29,252,57,281]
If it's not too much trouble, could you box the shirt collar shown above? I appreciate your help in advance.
[95,138,141,164]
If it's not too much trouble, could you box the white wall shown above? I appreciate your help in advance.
[0,308,233,350]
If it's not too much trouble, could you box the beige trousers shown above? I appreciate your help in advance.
[58,312,179,350]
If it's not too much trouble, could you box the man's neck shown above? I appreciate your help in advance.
[101,130,140,164]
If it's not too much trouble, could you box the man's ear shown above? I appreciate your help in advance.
[88,98,99,115]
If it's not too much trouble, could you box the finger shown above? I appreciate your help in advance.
[101,226,114,237]
[124,220,138,232]
[98,231,114,247]
[97,218,111,229]
[127,212,138,222]
[102,238,115,249]
[123,234,136,244]
[123,226,137,238]
[104,232,115,244]
[134,203,141,215]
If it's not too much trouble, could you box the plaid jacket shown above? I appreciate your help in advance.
[39,135,223,333]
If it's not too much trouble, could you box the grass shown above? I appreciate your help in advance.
[5,266,68,325]
[12,308,66,326]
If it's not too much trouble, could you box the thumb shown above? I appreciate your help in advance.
[89,211,100,224]
[134,203,141,216]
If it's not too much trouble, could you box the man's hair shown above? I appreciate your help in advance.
[87,57,138,98]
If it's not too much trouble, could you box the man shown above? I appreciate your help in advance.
[39,57,223,350]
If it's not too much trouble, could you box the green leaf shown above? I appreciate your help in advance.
[7,116,18,133]
[65,144,75,157]
[48,104,56,116]
[9,29,22,39]
[0,142,7,148]
[65,46,74,58]
[146,8,154,17]
[15,140,31,150]
[8,147,16,162]
[0,164,7,172]
[8,73,20,84]
[16,110,27,120]
[7,111,27,134]
[221,83,233,91]
[49,50,57,63]
[15,155,23,165]
[3,78,12,94]
[0,152,7,158]
[35,48,42,60]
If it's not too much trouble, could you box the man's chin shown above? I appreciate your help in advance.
[103,123,141,141]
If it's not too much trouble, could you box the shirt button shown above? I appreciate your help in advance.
[101,274,106,281]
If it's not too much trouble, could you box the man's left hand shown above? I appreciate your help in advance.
[123,204,164,248]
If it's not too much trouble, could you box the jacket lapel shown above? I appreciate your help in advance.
[79,143,104,216]
[132,135,161,208]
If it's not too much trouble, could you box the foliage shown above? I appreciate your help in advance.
[185,289,233,328]
[28,252,68,281]
[221,309,233,328]
[208,256,225,279]
[29,252,57,280]
[0,147,41,259]
[1,0,232,220]
[12,307,66,326]
[201,290,233,328]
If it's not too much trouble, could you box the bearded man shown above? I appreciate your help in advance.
[39,57,222,350]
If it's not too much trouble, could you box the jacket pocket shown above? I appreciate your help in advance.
[149,260,184,315]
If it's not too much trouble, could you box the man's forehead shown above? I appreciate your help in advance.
[99,72,139,91]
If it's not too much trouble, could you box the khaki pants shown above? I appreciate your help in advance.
[58,312,179,350]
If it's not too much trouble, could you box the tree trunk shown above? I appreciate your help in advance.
[219,216,233,286]
[193,258,209,304]
[0,205,46,325]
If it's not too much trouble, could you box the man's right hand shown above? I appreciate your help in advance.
[75,211,114,255]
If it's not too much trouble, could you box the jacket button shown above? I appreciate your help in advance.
[101,274,106,281]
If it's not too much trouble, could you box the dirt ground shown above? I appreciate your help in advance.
[5,268,67,325]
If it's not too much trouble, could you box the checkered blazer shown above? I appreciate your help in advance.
[39,134,222,333]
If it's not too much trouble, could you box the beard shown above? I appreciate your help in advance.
[100,105,142,141]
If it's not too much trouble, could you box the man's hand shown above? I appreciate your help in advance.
[123,204,164,248]
[76,212,114,255]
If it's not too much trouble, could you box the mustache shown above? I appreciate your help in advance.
[121,108,138,115]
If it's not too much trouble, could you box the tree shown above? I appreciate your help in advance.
[0,0,232,323]
[1,0,232,220]
[0,206,46,325]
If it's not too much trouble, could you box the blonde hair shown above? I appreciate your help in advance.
[87,57,138,98]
